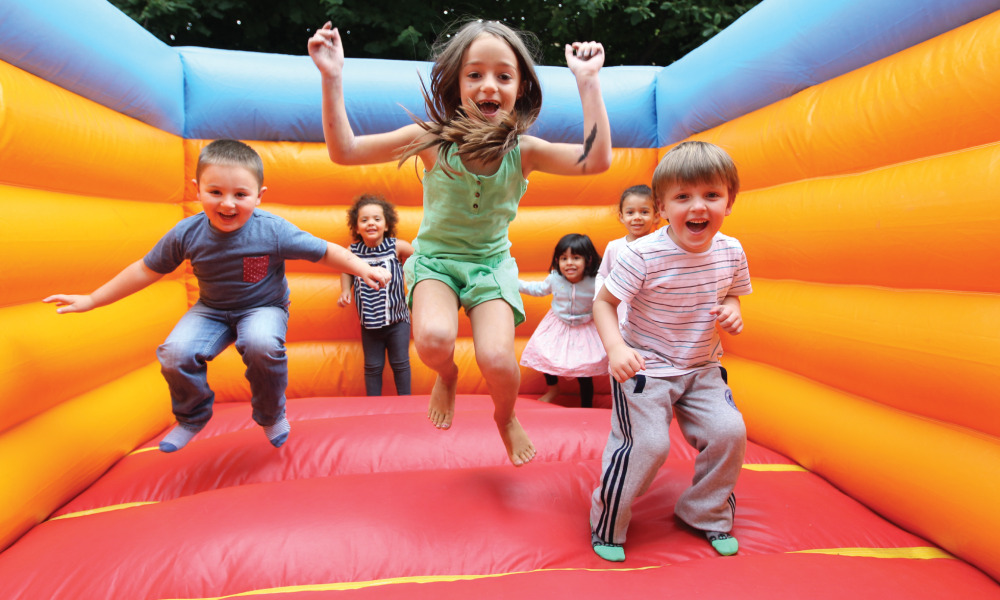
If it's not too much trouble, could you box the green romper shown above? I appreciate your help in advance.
[403,141,529,325]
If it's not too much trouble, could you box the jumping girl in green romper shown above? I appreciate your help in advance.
[309,18,612,466]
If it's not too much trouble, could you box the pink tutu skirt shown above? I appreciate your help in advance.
[520,310,609,378]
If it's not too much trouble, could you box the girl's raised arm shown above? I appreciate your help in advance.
[308,22,428,166]
[521,41,612,177]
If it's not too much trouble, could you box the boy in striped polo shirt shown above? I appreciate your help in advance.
[589,141,751,561]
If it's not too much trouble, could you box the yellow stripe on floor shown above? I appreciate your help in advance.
[791,547,954,560]
[742,464,808,472]
[156,566,664,599]
[49,501,159,521]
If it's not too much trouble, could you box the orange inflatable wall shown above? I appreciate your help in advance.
[0,4,997,586]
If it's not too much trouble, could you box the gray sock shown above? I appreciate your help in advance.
[264,414,290,448]
[159,424,203,453]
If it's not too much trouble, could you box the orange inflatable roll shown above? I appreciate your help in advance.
[696,10,1000,191]
[0,283,185,433]
[205,338,534,401]
[725,278,1000,439]
[0,363,172,551]
[196,138,658,210]
[265,204,624,274]
[0,186,184,307]
[725,355,1000,580]
[723,142,1000,293]
[0,61,182,202]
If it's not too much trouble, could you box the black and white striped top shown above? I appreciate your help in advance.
[349,238,409,329]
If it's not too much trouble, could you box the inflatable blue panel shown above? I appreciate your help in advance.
[182,48,660,148]
[534,65,659,148]
[0,0,184,135]
[181,49,432,142]
[655,0,1000,145]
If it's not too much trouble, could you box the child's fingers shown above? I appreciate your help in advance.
[568,41,604,60]
[42,295,71,307]
[309,24,339,49]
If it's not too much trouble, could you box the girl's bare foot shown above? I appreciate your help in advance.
[537,385,559,404]
[497,415,535,466]
[427,375,457,429]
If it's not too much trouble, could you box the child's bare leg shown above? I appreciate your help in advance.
[470,300,536,466]
[412,280,460,429]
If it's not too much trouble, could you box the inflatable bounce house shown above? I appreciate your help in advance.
[1,0,998,597]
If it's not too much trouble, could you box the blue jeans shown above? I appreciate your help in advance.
[360,320,412,396]
[156,301,289,428]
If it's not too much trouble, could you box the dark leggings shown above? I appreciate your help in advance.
[544,373,594,408]
[360,320,412,396]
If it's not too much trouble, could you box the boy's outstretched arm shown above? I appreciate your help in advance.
[43,259,164,314]
[320,242,391,291]
[710,295,744,335]
[593,285,644,383]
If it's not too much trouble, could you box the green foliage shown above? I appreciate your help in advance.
[110,0,760,65]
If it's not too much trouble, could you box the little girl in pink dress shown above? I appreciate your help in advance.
[519,234,608,407]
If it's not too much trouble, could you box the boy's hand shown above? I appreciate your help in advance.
[308,22,345,77]
[337,290,352,307]
[607,345,645,383]
[710,303,744,335]
[359,266,391,291]
[565,41,605,78]
[43,294,95,314]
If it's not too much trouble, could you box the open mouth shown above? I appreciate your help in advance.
[477,101,501,117]
[686,220,709,233]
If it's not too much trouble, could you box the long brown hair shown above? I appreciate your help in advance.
[399,20,543,169]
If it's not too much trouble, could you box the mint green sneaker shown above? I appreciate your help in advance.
[706,531,739,556]
[591,530,625,562]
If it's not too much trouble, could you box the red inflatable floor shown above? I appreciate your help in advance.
[0,396,996,599]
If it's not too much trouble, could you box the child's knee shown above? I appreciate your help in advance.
[414,327,455,362]
[476,348,518,381]
[714,416,747,450]
[156,342,197,374]
[237,332,285,364]
[633,435,670,461]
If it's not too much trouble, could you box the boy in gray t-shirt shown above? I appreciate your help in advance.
[45,140,390,452]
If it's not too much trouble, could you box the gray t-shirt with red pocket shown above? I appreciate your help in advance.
[144,210,327,310]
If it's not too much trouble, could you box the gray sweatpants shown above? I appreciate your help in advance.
[590,368,746,545]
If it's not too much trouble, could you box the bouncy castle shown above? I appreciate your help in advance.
[1,0,998,597]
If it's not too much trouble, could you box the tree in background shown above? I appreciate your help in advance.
[111,0,760,66]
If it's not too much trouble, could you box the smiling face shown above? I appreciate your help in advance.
[618,193,659,242]
[196,163,264,233]
[557,248,588,283]
[355,203,387,247]
[658,178,734,253]
[459,33,523,120]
